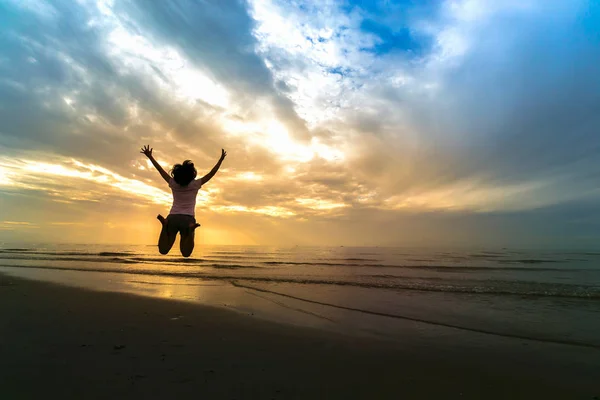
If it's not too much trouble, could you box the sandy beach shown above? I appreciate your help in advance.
[1,273,598,399]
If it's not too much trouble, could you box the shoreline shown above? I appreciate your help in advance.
[3,264,600,350]
[1,273,599,399]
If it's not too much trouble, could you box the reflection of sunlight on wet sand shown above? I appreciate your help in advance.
[120,275,221,302]
[1,266,466,341]
[0,267,339,330]
[0,267,222,305]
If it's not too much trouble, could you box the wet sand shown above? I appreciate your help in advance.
[1,274,598,399]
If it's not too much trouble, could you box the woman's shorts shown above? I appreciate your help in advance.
[166,214,196,235]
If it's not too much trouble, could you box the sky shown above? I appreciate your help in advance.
[1,0,599,248]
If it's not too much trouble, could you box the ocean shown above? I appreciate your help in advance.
[1,243,599,349]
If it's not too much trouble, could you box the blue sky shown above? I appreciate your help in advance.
[0,0,599,247]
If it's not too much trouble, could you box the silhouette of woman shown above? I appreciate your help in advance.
[140,145,226,257]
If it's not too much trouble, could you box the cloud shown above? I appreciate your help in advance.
[327,0,600,208]
[113,0,309,139]
[1,0,600,246]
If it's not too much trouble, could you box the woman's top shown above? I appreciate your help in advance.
[168,178,202,216]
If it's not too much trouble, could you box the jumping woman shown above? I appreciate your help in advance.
[140,145,227,257]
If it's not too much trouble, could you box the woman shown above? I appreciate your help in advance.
[140,145,227,257]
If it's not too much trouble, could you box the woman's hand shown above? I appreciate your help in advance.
[141,145,170,183]
[140,145,153,158]
[199,149,227,185]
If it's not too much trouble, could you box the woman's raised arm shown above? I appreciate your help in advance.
[199,149,227,185]
[140,145,170,183]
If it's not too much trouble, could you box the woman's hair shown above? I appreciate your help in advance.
[171,160,197,186]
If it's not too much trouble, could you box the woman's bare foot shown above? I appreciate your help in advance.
[157,214,166,226]
[190,222,201,230]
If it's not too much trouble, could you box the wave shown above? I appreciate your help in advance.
[210,251,297,256]
[469,254,505,258]
[0,255,143,264]
[1,248,594,266]
[560,252,600,256]
[129,257,258,268]
[208,256,384,262]
[260,260,588,272]
[1,263,599,300]
[130,257,208,264]
[96,252,134,256]
[0,255,257,269]
[208,264,258,269]
[196,255,278,260]
[1,253,595,272]
[233,282,600,350]
[499,259,560,264]
[0,250,138,257]
[0,253,140,264]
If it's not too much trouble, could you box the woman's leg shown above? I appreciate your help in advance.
[179,217,197,257]
[157,214,176,255]
[180,230,195,258]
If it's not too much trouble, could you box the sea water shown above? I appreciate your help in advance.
[1,243,599,349]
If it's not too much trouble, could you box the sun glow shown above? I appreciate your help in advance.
[103,10,229,108]
[212,205,295,217]
[234,172,264,181]
[221,115,345,164]
[295,198,347,210]
[0,165,16,186]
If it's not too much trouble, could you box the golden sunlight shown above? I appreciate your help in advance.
[9,158,172,206]
[106,25,230,108]
[212,205,295,217]
[295,198,347,210]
